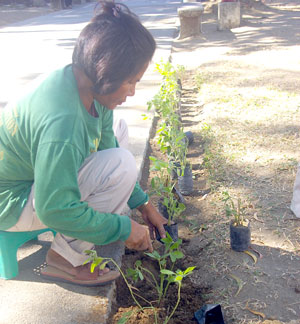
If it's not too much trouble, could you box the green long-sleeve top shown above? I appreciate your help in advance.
[0,65,148,244]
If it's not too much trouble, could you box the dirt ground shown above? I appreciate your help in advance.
[110,1,300,324]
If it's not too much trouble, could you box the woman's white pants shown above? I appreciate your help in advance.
[7,119,135,266]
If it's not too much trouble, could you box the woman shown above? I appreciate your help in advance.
[0,1,167,286]
[291,164,300,218]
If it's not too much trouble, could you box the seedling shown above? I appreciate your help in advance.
[149,156,185,224]
[147,60,182,119]
[85,234,195,324]
[222,191,251,251]
[126,233,195,323]
[83,250,143,311]
[222,191,247,226]
[147,60,189,173]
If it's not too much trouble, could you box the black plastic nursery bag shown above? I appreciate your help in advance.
[194,304,225,324]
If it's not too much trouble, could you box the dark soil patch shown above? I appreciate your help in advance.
[111,248,210,324]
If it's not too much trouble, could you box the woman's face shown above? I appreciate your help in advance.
[95,62,149,110]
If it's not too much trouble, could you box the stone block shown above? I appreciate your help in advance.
[218,1,241,31]
[177,4,204,39]
[50,0,62,10]
[32,0,47,7]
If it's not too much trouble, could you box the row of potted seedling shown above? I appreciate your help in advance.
[147,61,194,241]
[148,61,251,252]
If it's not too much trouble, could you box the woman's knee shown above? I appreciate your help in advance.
[78,148,137,196]
[114,148,137,182]
[113,118,129,149]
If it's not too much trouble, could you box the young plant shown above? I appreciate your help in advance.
[83,250,143,310]
[126,233,195,324]
[147,60,182,119]
[85,234,195,324]
[147,60,190,179]
[222,191,246,226]
[174,128,189,176]
[84,250,159,323]
[149,156,185,224]
[156,116,181,156]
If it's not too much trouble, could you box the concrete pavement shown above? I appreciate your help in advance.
[0,1,181,323]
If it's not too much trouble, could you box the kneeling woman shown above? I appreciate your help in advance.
[0,0,167,286]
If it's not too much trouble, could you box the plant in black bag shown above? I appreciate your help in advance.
[149,156,185,242]
[175,131,193,196]
[222,191,251,252]
[150,157,185,223]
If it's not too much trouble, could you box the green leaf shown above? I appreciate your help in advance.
[84,250,95,256]
[96,257,104,265]
[170,240,180,250]
[126,268,135,276]
[126,268,139,282]
[173,250,184,258]
[169,253,175,263]
[184,266,196,275]
[160,259,167,267]
[161,232,173,244]
[150,178,156,189]
[170,250,184,263]
[99,261,109,270]
[178,203,186,211]
[145,251,160,260]
[174,274,183,282]
[138,270,144,281]
[160,269,175,275]
[135,260,142,267]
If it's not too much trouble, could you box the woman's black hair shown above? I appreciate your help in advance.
[72,0,156,95]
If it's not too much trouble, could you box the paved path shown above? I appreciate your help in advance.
[0,1,180,323]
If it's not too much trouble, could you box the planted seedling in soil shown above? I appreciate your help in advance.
[84,234,195,324]
[149,156,185,241]
[126,232,195,323]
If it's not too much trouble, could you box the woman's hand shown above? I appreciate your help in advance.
[137,200,168,240]
[125,219,153,252]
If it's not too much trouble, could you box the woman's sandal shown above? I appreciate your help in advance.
[40,249,120,286]
[40,264,120,287]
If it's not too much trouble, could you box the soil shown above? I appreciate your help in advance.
[109,1,300,324]
[111,248,211,324]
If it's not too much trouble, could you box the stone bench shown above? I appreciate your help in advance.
[177,3,204,40]
[218,1,241,31]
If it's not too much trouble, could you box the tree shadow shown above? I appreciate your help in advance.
[172,3,300,55]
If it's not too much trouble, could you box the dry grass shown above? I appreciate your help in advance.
[176,64,300,323]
